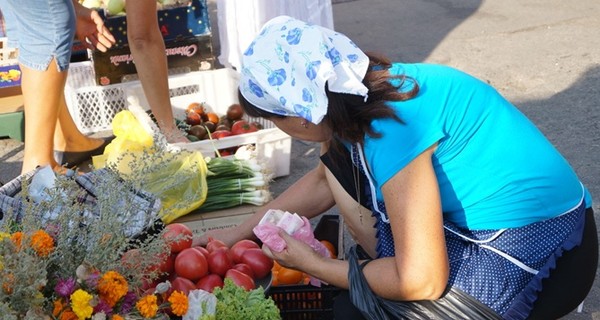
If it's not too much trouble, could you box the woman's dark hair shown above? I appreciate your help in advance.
[237,51,419,146]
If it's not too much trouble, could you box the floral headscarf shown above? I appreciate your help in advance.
[239,15,369,125]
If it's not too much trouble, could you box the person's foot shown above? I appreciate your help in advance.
[54,136,115,167]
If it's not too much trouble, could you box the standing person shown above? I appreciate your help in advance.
[196,16,597,319]
[124,0,189,143]
[0,0,116,173]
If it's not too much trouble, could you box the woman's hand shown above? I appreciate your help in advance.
[261,229,323,271]
[73,2,116,52]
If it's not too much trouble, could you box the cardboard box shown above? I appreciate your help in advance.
[0,64,21,88]
[100,0,211,48]
[91,34,214,86]
[172,204,263,235]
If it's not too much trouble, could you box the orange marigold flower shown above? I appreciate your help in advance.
[136,294,159,318]
[53,298,79,320]
[30,229,55,257]
[2,273,15,294]
[168,290,189,316]
[97,270,129,307]
[10,232,23,250]
[111,315,124,320]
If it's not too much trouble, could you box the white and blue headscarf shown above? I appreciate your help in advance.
[239,15,369,125]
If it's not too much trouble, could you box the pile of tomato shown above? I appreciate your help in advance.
[147,223,274,295]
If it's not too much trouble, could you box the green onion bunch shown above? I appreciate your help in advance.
[198,156,272,212]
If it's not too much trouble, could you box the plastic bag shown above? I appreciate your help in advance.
[347,246,502,320]
[93,110,208,224]
[253,209,331,286]
[254,209,330,257]
[0,166,160,239]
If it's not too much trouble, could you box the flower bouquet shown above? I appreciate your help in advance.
[0,139,279,319]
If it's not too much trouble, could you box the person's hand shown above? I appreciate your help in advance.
[73,3,116,52]
[262,230,322,271]
[164,129,191,144]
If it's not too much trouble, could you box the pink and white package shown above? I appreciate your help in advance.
[253,209,331,259]
[253,209,331,286]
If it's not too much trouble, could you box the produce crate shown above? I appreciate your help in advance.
[91,34,215,86]
[64,61,132,134]
[268,215,344,319]
[64,58,211,135]
[173,204,264,234]
[0,37,20,89]
[125,68,292,178]
[99,0,211,49]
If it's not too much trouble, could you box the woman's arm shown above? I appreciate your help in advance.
[124,0,188,143]
[194,146,336,247]
[267,144,448,301]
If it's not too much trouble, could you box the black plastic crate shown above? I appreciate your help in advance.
[267,214,343,319]
[268,284,342,320]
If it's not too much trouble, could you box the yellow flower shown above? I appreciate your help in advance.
[136,294,159,318]
[30,229,55,257]
[97,270,128,307]
[168,290,189,316]
[70,289,94,320]
[0,231,10,240]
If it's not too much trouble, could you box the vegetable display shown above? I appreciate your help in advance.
[198,156,272,212]
[213,278,280,320]
[154,223,274,294]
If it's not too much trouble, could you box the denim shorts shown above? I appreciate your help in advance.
[0,0,75,71]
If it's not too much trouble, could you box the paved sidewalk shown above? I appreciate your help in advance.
[1,0,598,318]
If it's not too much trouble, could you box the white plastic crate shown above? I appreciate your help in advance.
[0,37,18,66]
[125,68,292,178]
[64,61,132,134]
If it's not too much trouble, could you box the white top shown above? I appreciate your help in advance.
[216,0,334,70]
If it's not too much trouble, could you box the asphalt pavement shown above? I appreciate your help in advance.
[1,0,598,318]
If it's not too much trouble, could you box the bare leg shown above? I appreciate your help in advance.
[53,92,104,152]
[20,59,104,174]
[125,0,188,143]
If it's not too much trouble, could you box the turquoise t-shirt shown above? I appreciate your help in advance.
[362,63,591,230]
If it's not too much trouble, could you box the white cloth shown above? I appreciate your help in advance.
[238,15,369,124]
[216,0,335,70]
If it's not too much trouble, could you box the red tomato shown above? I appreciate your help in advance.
[230,239,260,264]
[174,248,209,281]
[231,120,259,135]
[225,268,255,291]
[240,248,274,279]
[185,111,202,126]
[210,130,233,139]
[192,246,210,258]
[206,238,228,253]
[186,102,206,116]
[157,253,176,275]
[226,103,244,121]
[121,248,142,271]
[162,223,193,254]
[196,274,224,293]
[232,263,254,279]
[207,249,233,276]
[170,276,197,296]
